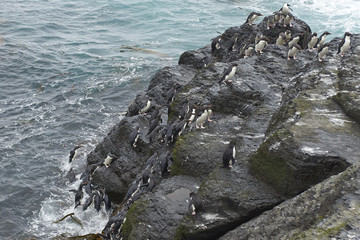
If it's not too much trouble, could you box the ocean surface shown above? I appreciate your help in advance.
[0,0,359,239]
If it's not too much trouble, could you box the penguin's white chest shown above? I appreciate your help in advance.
[284,15,292,24]
[341,36,351,53]
[319,47,329,58]
[288,47,299,57]
[255,41,266,51]
[104,156,114,167]
[276,37,285,46]
[245,47,254,55]
[288,37,299,47]
[308,36,318,48]
[232,146,236,159]
[319,36,326,47]
[226,67,237,80]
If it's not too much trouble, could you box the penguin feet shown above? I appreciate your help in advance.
[287,57,291,60]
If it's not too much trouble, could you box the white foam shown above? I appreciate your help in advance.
[301,146,329,155]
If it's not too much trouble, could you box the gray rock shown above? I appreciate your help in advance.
[72,13,360,240]
[219,163,360,240]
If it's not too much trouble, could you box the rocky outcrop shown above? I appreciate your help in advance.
[220,162,360,239]
[71,13,360,240]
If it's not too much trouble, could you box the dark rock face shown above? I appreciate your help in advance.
[72,13,360,240]
[220,163,360,240]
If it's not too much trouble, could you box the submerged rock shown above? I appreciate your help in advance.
[72,11,360,240]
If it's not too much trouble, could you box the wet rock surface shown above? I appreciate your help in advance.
[70,14,360,240]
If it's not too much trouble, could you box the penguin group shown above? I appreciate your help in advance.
[69,177,112,213]
[211,3,352,65]
[68,3,356,239]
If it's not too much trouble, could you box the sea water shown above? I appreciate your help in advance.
[0,0,359,238]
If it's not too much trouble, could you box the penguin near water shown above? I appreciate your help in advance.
[315,31,331,49]
[266,15,276,29]
[227,34,240,53]
[218,63,238,85]
[279,3,292,15]
[317,42,330,62]
[307,32,318,51]
[211,35,222,53]
[188,192,202,215]
[273,11,282,23]
[103,153,117,168]
[246,12,263,25]
[223,140,236,168]
[283,12,294,27]
[129,126,141,148]
[139,97,152,115]
[287,43,301,60]
[337,32,352,57]
[69,144,82,163]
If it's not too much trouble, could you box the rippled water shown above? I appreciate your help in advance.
[0,0,359,238]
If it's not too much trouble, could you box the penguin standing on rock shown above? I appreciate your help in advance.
[287,43,301,60]
[338,32,352,57]
[223,140,236,168]
[207,107,213,122]
[103,153,117,168]
[315,31,331,49]
[244,44,254,58]
[307,32,318,51]
[211,35,222,53]
[218,63,238,85]
[279,3,292,15]
[266,15,276,29]
[188,192,202,215]
[227,34,240,53]
[283,12,294,27]
[317,42,330,62]
[276,32,286,46]
[246,12,263,25]
[147,114,162,136]
[139,97,152,115]
[129,126,140,148]
[284,30,292,41]
[255,37,268,54]
[273,11,282,23]
[288,33,301,48]
[195,110,208,129]
[255,32,264,45]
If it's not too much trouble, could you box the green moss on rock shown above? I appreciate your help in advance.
[170,136,186,176]
[250,130,294,196]
[122,200,147,240]
[174,224,191,240]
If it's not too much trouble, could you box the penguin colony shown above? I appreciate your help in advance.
[67,3,355,239]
